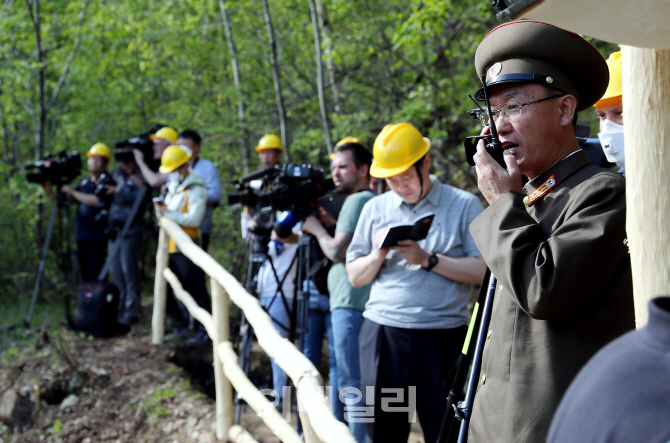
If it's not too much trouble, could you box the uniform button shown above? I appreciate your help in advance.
[498,284,503,292]
[486,330,492,339]
[481,374,486,385]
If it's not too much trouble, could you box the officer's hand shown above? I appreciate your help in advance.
[59,185,73,195]
[302,215,323,235]
[473,126,522,204]
[392,240,429,266]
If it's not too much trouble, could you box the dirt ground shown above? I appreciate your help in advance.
[1,310,425,443]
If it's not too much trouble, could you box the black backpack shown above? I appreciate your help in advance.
[72,281,128,337]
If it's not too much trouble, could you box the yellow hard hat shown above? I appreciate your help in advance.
[331,136,363,159]
[86,142,111,160]
[369,123,430,178]
[159,145,192,173]
[255,134,284,153]
[595,51,622,108]
[335,136,362,147]
[150,127,178,143]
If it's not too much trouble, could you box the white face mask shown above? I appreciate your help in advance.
[598,119,625,168]
[168,171,181,182]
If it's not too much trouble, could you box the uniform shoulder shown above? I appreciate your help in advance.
[577,165,626,190]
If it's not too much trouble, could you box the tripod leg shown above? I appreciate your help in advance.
[437,269,491,443]
[25,201,59,327]
[457,273,497,443]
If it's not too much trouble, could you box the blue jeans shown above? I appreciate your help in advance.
[260,295,293,400]
[331,307,365,442]
[303,290,343,421]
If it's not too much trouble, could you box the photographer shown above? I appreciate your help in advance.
[42,143,113,283]
[155,144,211,345]
[176,129,221,252]
[346,123,485,443]
[106,147,147,327]
[240,134,300,409]
[132,126,178,188]
[301,137,374,441]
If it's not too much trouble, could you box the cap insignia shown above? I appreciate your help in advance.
[527,174,557,207]
[488,62,502,77]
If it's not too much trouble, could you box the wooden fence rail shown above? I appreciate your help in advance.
[152,217,355,443]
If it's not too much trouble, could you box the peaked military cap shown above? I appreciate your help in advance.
[475,21,609,112]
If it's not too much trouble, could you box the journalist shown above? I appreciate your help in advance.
[176,129,222,252]
[346,123,486,443]
[133,126,178,188]
[42,143,113,283]
[301,137,374,442]
[155,144,211,345]
[240,134,299,409]
[595,51,625,175]
[103,146,147,326]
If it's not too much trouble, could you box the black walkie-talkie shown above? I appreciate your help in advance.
[463,75,506,169]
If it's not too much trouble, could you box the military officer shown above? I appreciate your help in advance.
[467,21,635,442]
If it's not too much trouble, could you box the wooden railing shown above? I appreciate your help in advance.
[152,217,355,443]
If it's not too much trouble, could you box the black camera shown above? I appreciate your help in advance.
[114,123,166,171]
[229,163,335,222]
[25,151,82,185]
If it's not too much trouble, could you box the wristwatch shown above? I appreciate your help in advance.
[424,252,439,272]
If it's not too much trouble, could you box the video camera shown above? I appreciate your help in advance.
[25,151,82,186]
[228,163,335,223]
[114,123,166,171]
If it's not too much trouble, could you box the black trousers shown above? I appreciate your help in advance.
[201,233,210,253]
[166,252,211,330]
[77,239,107,283]
[359,318,466,443]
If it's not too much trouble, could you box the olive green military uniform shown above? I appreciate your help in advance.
[466,20,635,442]
[468,151,634,442]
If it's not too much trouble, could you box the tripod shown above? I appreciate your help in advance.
[234,228,317,427]
[435,269,497,443]
[25,191,79,327]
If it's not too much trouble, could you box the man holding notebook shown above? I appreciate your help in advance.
[346,122,486,443]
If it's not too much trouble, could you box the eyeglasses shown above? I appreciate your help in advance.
[478,94,564,126]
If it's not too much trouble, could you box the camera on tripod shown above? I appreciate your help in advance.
[114,123,166,171]
[228,163,335,223]
[25,151,82,186]
[93,172,116,228]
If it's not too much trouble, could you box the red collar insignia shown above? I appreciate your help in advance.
[524,174,557,207]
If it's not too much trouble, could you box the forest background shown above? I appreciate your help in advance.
[0,0,616,324]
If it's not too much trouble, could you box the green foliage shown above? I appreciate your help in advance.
[0,0,618,310]
[52,418,66,435]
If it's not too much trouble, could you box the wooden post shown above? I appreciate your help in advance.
[152,228,169,344]
[298,390,323,443]
[622,46,670,327]
[212,280,233,440]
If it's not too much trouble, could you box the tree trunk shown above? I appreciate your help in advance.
[25,0,45,160]
[261,0,290,163]
[622,46,670,328]
[309,0,333,157]
[316,0,341,114]
[218,0,250,173]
